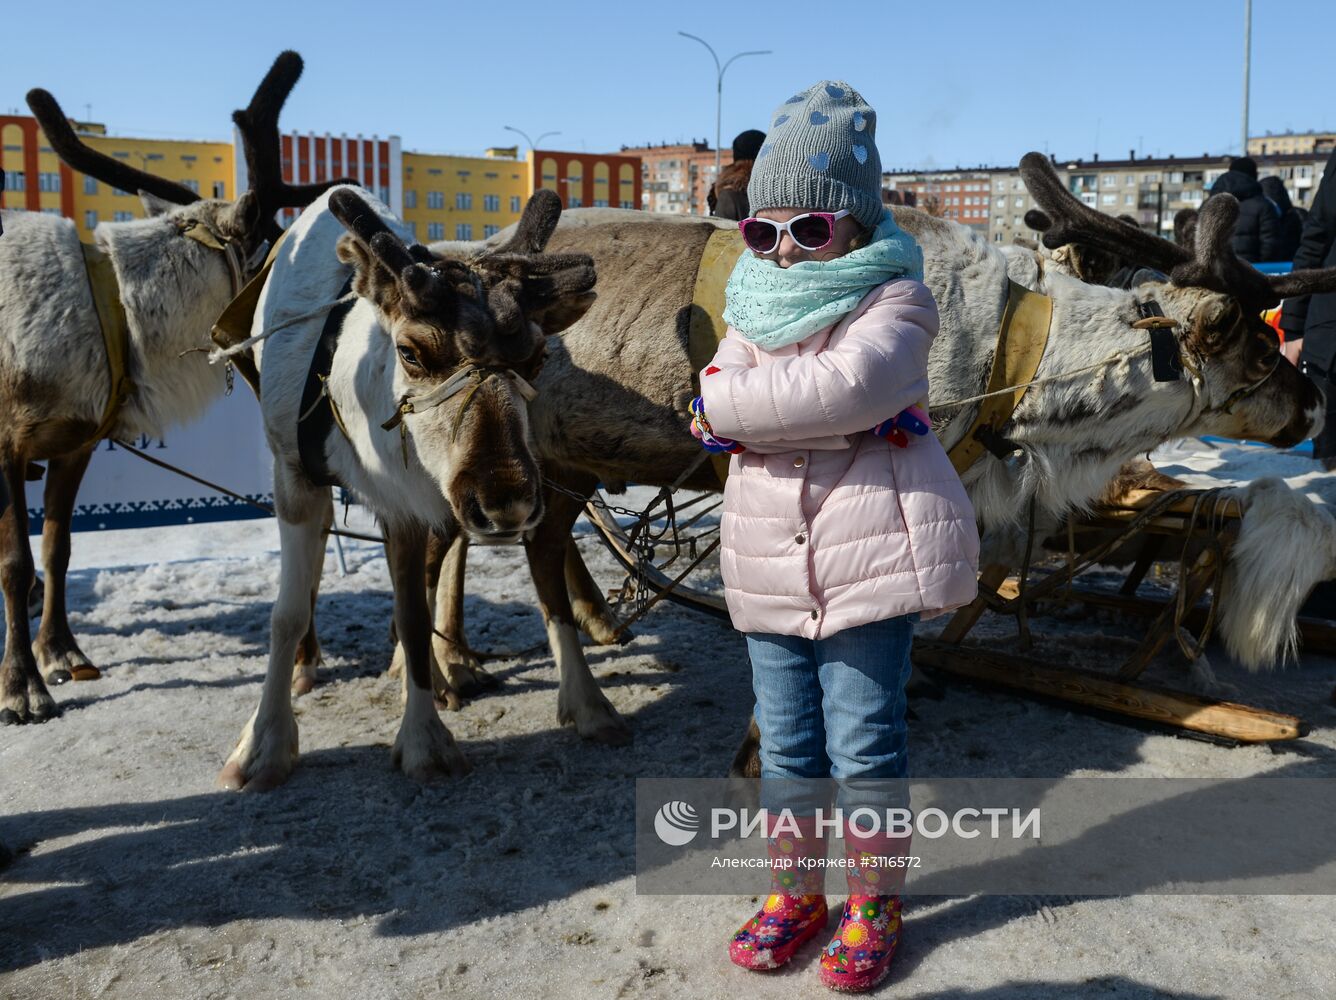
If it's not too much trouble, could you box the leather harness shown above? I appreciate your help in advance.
[78,219,245,449]
[296,274,356,488]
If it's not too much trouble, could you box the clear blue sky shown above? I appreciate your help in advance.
[2,0,1330,170]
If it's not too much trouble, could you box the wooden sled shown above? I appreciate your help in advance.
[921,486,1320,743]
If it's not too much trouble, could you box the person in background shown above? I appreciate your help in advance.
[708,129,766,221]
[1260,176,1303,262]
[1208,156,1280,262]
[1280,148,1336,466]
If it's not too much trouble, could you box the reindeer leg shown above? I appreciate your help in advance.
[430,527,498,696]
[564,537,625,645]
[389,530,461,711]
[34,447,100,684]
[387,521,471,782]
[728,714,762,779]
[291,504,331,697]
[525,478,631,745]
[0,459,56,725]
[218,478,328,791]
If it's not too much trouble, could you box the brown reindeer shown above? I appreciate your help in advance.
[0,53,345,725]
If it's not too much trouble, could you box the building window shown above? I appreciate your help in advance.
[84,210,97,229]
[213,180,226,198]
[426,222,444,241]
[1101,193,1117,205]
[404,189,417,209]
[6,171,24,192]
[594,198,608,207]
[620,200,635,209]
[113,211,134,222]
[510,195,521,212]
[568,195,582,208]
[483,194,500,212]
[483,224,500,238]
[42,207,61,215]
[455,223,473,240]
[83,175,98,195]
[455,192,472,210]
[181,179,199,194]
[38,172,61,193]
[1102,174,1117,186]
[408,221,418,239]
[1013,197,1023,207]
[1124,193,1134,205]
[426,191,444,209]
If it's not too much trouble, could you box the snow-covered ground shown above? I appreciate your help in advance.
[3,441,1336,1000]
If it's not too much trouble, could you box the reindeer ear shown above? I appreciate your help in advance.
[139,191,175,217]
[219,190,262,240]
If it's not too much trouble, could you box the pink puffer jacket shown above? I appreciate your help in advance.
[699,278,980,639]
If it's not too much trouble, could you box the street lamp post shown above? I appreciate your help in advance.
[503,125,562,156]
[677,32,771,182]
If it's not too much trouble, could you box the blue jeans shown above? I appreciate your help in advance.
[748,613,918,817]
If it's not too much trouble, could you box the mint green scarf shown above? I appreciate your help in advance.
[722,209,924,350]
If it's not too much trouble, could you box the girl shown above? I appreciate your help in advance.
[690,80,980,992]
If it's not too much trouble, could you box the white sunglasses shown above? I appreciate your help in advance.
[738,209,852,253]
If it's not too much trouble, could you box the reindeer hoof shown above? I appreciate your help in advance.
[443,660,498,697]
[392,718,471,782]
[0,708,23,726]
[292,675,316,697]
[44,668,72,686]
[219,713,299,792]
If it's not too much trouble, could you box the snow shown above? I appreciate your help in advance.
[3,441,1336,999]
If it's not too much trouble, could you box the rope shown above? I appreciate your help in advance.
[933,344,1153,412]
[206,292,358,365]
[113,441,384,544]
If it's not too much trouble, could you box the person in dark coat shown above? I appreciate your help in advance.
[1208,156,1281,262]
[708,129,766,221]
[1260,175,1303,262]
[1281,149,1336,462]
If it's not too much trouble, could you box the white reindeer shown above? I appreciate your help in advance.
[217,185,598,790]
[0,53,341,726]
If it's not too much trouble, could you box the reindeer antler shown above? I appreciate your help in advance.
[1021,151,1307,309]
[328,187,452,314]
[232,51,356,219]
[497,188,564,254]
[1020,152,1189,275]
[26,88,202,206]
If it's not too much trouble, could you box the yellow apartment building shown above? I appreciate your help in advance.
[400,148,528,243]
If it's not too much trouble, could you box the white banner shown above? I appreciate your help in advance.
[24,390,274,533]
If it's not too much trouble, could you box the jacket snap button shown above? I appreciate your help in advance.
[793,456,805,468]
[810,609,819,620]
[795,533,806,544]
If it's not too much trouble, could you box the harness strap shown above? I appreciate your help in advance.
[947,279,1053,476]
[1136,300,1184,383]
[80,241,136,445]
[210,229,294,398]
[687,226,746,487]
[297,275,356,488]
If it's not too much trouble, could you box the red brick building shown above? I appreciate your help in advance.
[531,149,642,211]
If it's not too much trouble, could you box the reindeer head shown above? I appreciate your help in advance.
[328,187,596,542]
[27,51,348,280]
[1020,152,1330,448]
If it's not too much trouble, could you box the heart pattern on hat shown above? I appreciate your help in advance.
[757,143,773,158]
[853,112,867,132]
[808,151,830,171]
[785,93,805,104]
[810,111,830,125]
[825,85,845,99]
[773,114,789,127]
[852,144,868,164]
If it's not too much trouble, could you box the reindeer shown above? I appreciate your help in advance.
[389,151,1335,769]
[216,185,597,790]
[0,53,343,726]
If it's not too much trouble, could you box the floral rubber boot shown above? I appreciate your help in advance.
[729,814,828,971]
[819,833,911,992]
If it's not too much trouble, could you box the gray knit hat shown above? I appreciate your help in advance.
[747,80,883,229]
